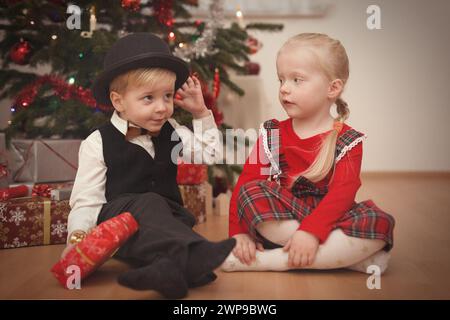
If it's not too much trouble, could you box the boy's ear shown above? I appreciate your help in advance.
[110,91,125,112]
[327,79,344,100]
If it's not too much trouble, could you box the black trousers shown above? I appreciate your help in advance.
[97,191,206,273]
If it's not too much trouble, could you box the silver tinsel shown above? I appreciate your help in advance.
[174,0,224,62]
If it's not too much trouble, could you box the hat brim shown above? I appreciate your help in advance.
[92,54,189,106]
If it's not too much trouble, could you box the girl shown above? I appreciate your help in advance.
[222,33,395,274]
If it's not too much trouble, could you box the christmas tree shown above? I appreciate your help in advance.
[0,0,282,191]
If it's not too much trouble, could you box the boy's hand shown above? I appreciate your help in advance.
[61,229,88,259]
[283,230,319,268]
[232,233,264,265]
[174,76,210,119]
[61,243,76,259]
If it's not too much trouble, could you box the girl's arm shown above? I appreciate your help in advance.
[297,142,363,243]
[229,135,271,237]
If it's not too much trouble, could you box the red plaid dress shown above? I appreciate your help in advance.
[236,119,395,252]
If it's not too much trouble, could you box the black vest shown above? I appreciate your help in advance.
[98,121,183,205]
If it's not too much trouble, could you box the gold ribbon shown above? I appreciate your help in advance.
[43,198,51,245]
[75,246,96,266]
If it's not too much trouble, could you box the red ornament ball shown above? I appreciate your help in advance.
[245,62,260,75]
[9,41,31,65]
[246,36,262,55]
[121,0,141,11]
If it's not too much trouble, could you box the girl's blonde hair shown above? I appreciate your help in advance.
[281,33,350,184]
[109,67,176,95]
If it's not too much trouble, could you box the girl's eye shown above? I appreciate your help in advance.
[165,93,174,99]
[143,95,153,101]
[294,78,303,83]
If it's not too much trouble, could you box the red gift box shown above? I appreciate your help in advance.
[176,162,208,185]
[179,182,212,224]
[0,196,70,249]
[50,212,139,288]
[1,133,8,187]
[32,181,73,198]
[3,181,74,200]
[0,185,29,201]
[0,164,8,188]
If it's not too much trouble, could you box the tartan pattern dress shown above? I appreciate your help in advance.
[237,119,395,252]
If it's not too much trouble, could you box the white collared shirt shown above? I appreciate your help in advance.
[67,110,221,240]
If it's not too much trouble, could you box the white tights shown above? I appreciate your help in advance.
[221,220,390,274]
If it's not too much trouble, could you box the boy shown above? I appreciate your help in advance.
[64,33,235,299]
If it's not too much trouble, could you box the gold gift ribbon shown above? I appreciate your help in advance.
[43,198,51,245]
[75,246,96,266]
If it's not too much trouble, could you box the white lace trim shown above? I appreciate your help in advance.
[261,124,366,174]
[336,134,367,163]
[260,124,282,177]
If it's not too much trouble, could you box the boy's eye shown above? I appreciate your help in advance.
[165,93,174,99]
[143,95,153,101]
[294,78,303,83]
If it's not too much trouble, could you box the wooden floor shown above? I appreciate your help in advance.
[1,174,450,299]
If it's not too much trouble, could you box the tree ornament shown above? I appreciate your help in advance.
[153,0,174,27]
[9,40,31,65]
[246,35,262,54]
[174,0,224,62]
[121,0,141,11]
[14,75,110,111]
[245,61,260,75]
[213,68,221,99]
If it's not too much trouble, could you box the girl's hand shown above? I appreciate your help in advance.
[174,76,210,119]
[283,230,319,268]
[232,233,264,265]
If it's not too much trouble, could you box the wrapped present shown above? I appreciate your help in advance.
[0,196,70,249]
[5,181,74,199]
[0,133,5,154]
[0,185,29,201]
[0,133,8,188]
[7,139,81,183]
[178,182,212,224]
[50,212,139,289]
[35,181,74,190]
[50,187,72,201]
[33,181,73,200]
[0,164,7,189]
[9,182,34,197]
[176,162,208,185]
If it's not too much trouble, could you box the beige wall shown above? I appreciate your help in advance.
[2,0,449,171]
[223,0,450,172]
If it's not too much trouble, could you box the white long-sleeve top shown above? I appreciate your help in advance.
[67,110,221,240]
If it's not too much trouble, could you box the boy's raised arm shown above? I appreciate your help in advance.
[168,109,222,165]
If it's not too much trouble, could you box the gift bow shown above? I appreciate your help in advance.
[0,164,7,178]
[32,184,52,198]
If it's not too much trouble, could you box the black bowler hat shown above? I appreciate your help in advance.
[92,33,189,106]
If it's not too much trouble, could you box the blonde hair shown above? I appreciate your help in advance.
[109,67,176,95]
[281,33,350,184]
